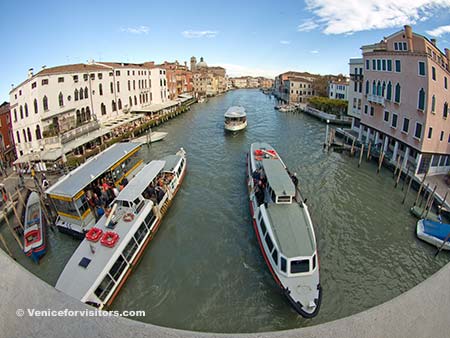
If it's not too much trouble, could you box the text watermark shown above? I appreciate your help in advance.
[16,308,145,318]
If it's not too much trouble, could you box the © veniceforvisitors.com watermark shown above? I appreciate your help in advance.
[16,308,145,318]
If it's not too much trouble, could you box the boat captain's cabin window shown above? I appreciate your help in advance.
[281,257,287,273]
[291,259,310,273]
[277,195,292,203]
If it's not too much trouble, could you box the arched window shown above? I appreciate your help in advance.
[24,103,28,117]
[418,88,425,111]
[129,96,132,107]
[74,89,79,101]
[444,102,449,119]
[372,80,376,95]
[34,99,38,114]
[43,96,48,111]
[84,87,88,99]
[101,103,106,115]
[112,100,117,111]
[16,130,20,144]
[35,125,42,140]
[394,83,401,103]
[86,107,91,121]
[432,95,436,113]
[386,81,392,101]
[99,83,103,96]
[118,99,122,110]
[377,81,381,96]
[27,127,32,142]
[13,109,17,122]
[22,129,27,142]
[382,81,386,97]
[110,82,114,94]
[79,87,84,100]
[81,108,86,122]
[20,105,23,119]
[134,96,137,105]
[58,92,64,107]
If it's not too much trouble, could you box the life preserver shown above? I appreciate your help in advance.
[255,156,263,161]
[123,213,134,222]
[267,150,277,156]
[85,227,103,242]
[254,149,264,156]
[100,231,120,248]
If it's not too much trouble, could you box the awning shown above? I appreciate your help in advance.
[132,100,179,113]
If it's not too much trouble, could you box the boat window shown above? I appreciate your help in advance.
[258,212,262,222]
[135,200,145,214]
[260,218,267,236]
[272,249,278,266]
[123,238,139,262]
[281,257,287,273]
[74,194,90,216]
[144,210,156,228]
[312,254,316,270]
[111,151,140,183]
[120,200,130,208]
[291,259,310,273]
[177,160,183,176]
[277,196,292,203]
[134,222,148,244]
[265,233,274,252]
[51,198,78,216]
[133,198,140,206]
[94,274,115,302]
[109,255,128,282]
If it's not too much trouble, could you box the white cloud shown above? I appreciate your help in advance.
[426,25,450,37]
[280,40,291,44]
[120,26,149,34]
[182,30,218,38]
[310,50,319,54]
[304,0,450,35]
[217,63,281,78]
[297,18,319,32]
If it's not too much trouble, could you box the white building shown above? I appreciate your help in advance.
[347,58,364,132]
[328,81,349,100]
[9,61,169,163]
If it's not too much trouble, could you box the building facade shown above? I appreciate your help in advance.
[273,72,317,104]
[347,58,364,132]
[158,60,193,100]
[359,25,450,176]
[0,102,16,166]
[9,61,169,163]
[328,80,349,100]
[191,57,227,97]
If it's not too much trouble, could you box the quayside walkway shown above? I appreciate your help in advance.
[1,249,450,338]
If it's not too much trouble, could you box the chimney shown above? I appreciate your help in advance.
[431,38,437,46]
[28,68,34,78]
[404,25,414,52]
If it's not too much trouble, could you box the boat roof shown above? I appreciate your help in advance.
[55,197,153,300]
[265,204,316,257]
[117,161,165,202]
[46,143,141,199]
[162,154,181,172]
[262,159,296,196]
[224,106,246,118]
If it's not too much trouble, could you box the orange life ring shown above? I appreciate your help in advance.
[254,149,264,156]
[86,227,103,242]
[100,231,120,248]
[123,213,134,222]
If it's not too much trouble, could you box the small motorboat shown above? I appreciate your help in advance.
[23,191,46,263]
[131,130,168,145]
[416,219,450,250]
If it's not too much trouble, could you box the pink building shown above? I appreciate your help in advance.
[360,25,450,175]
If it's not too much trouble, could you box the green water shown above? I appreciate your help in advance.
[2,89,449,333]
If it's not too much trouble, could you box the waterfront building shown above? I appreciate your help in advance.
[359,25,450,176]
[259,77,274,89]
[9,61,169,164]
[347,58,364,133]
[273,72,316,104]
[328,79,349,100]
[0,102,16,166]
[157,61,193,100]
[191,57,227,97]
[231,77,248,89]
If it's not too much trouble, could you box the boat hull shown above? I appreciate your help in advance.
[23,192,46,263]
[416,219,450,250]
[224,121,247,132]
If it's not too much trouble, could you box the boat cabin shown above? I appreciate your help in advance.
[224,106,247,125]
[261,159,296,204]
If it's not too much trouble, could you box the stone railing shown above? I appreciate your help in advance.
[368,94,385,106]
[42,121,100,147]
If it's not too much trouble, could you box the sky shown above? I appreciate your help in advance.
[1,0,450,102]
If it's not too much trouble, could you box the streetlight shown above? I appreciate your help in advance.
[324,119,330,149]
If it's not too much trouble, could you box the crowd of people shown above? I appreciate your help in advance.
[142,172,174,205]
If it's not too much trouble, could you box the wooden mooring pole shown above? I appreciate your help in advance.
[413,171,428,207]
[3,210,22,250]
[419,183,430,208]
[8,193,23,230]
[366,142,372,161]
[395,161,404,188]
[393,156,401,178]
[402,172,414,204]
[377,152,385,174]
[358,144,364,168]
[423,185,437,218]
[350,138,355,157]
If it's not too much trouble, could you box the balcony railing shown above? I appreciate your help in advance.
[43,120,100,146]
[368,94,385,106]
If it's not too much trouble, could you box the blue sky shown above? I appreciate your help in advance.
[1,0,450,102]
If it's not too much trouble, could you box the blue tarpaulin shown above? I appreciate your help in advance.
[423,219,450,241]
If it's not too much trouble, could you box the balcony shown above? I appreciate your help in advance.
[43,120,100,147]
[368,94,385,106]
[349,73,364,81]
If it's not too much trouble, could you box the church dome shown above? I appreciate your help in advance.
[196,57,208,68]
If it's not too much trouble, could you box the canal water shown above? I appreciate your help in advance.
[2,89,449,333]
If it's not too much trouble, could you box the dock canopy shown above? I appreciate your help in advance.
[117,160,165,202]
[46,142,142,199]
[224,106,246,118]
[262,159,296,197]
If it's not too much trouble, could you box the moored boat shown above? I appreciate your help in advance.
[416,219,450,250]
[130,130,168,145]
[224,106,247,132]
[56,148,187,309]
[23,191,46,263]
[247,142,321,318]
